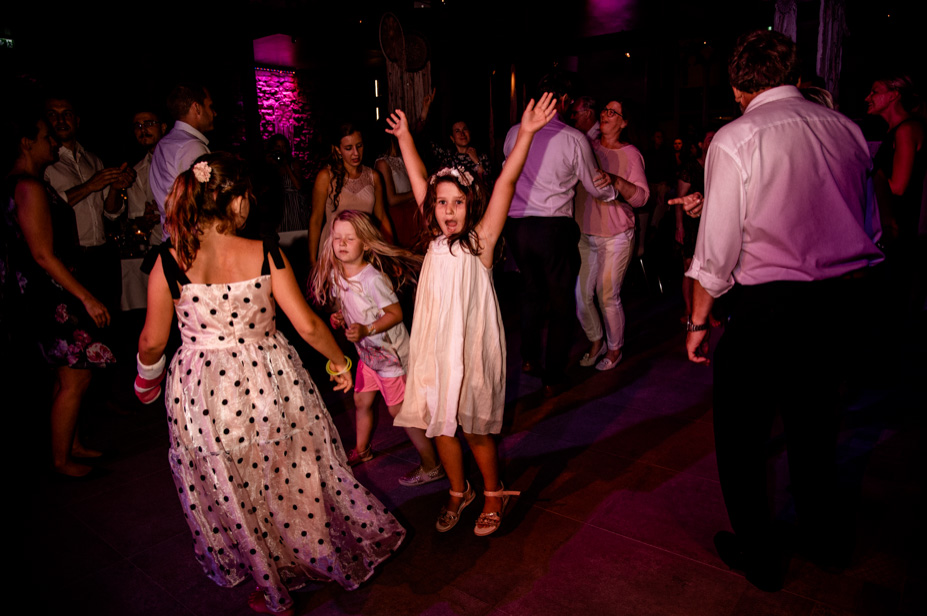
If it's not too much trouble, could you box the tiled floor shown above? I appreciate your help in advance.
[29,276,925,615]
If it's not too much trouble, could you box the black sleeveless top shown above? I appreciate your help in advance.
[873,117,926,239]
[158,237,285,299]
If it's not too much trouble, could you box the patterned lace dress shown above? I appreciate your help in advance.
[159,243,404,613]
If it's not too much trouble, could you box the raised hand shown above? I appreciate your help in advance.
[520,92,557,134]
[385,110,410,141]
[422,88,436,114]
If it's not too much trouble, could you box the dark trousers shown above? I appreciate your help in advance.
[712,272,871,561]
[504,216,580,383]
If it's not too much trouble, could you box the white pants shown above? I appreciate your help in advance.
[575,230,634,351]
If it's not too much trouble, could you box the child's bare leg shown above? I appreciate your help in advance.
[388,404,440,469]
[353,390,377,451]
[463,432,502,515]
[435,435,466,509]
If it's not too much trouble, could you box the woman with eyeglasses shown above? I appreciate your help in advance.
[574,100,650,371]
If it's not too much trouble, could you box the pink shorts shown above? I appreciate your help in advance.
[354,360,406,407]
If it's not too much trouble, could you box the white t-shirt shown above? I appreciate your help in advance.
[336,264,409,377]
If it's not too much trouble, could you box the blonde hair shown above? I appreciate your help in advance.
[309,210,422,307]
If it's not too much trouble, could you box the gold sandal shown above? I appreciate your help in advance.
[436,481,475,532]
[474,483,520,536]
[346,444,374,467]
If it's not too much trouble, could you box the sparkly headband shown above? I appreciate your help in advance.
[429,167,474,188]
[192,161,212,183]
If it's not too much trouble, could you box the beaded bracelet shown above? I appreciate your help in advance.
[326,356,353,376]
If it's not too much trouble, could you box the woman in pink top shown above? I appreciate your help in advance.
[309,123,394,265]
[574,100,650,370]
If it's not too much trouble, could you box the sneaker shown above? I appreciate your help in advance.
[595,351,622,371]
[398,463,447,487]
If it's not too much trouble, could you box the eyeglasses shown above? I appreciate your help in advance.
[601,108,623,118]
[133,120,160,130]
[46,110,76,122]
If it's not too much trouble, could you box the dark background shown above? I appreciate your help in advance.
[2,0,922,167]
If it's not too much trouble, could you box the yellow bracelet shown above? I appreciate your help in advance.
[326,356,353,376]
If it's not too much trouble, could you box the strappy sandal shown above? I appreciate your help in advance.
[436,481,475,532]
[474,483,520,537]
[346,444,374,467]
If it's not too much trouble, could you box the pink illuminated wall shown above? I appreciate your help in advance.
[581,0,640,37]
[254,67,313,168]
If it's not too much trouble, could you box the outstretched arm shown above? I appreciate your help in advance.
[386,110,429,211]
[477,92,556,246]
[272,251,353,392]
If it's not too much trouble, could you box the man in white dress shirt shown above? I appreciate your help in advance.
[44,97,134,306]
[674,30,883,592]
[149,84,216,243]
[126,109,167,243]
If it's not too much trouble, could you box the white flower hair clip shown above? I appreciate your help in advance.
[192,161,212,183]
[429,167,474,188]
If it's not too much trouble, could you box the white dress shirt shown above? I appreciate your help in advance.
[45,143,122,248]
[687,85,883,298]
[504,117,616,219]
[127,152,154,219]
[149,121,210,240]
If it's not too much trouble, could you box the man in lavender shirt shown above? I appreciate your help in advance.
[149,83,216,244]
[673,30,882,591]
[503,73,616,395]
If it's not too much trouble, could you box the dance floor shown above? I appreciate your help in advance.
[29,271,925,615]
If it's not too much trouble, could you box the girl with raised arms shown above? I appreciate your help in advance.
[385,92,556,536]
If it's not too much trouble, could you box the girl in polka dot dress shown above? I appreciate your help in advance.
[136,153,405,615]
[310,209,444,486]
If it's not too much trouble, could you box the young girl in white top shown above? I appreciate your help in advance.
[310,209,443,486]
[385,93,556,536]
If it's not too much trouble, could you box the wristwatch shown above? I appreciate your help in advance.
[686,318,710,332]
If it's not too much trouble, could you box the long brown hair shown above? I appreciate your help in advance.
[414,169,488,257]
[328,122,362,212]
[309,209,421,307]
[164,152,254,270]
